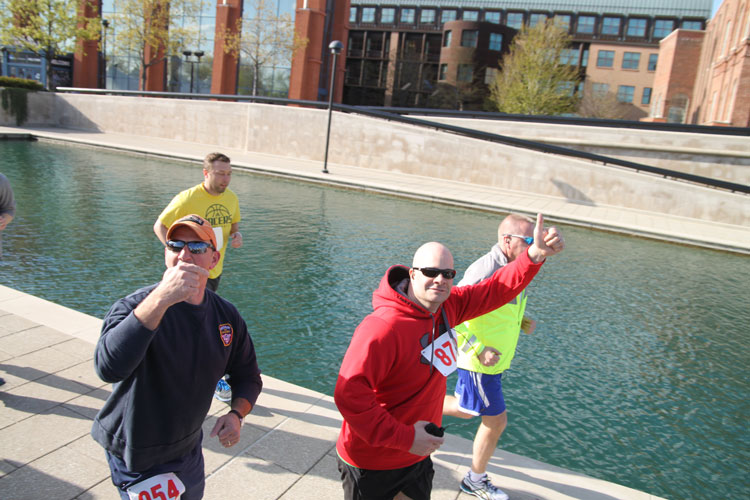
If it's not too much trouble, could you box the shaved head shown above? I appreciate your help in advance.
[408,242,455,313]
[498,213,535,262]
[412,241,454,269]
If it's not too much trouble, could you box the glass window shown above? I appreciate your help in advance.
[461,30,478,47]
[420,9,436,24]
[366,32,384,56]
[529,13,547,27]
[617,85,635,103]
[577,15,596,34]
[558,81,576,96]
[457,63,473,82]
[361,7,375,23]
[597,50,614,67]
[439,64,448,80]
[627,18,647,37]
[560,48,578,65]
[485,67,498,84]
[581,48,589,67]
[489,33,503,51]
[648,53,658,71]
[602,17,621,35]
[653,19,675,38]
[348,32,364,56]
[507,12,524,29]
[592,82,609,95]
[381,8,395,24]
[642,87,652,105]
[681,20,702,30]
[463,10,479,22]
[443,30,452,47]
[349,6,357,23]
[485,11,500,24]
[400,8,415,24]
[555,14,571,31]
[441,10,456,23]
[622,52,640,69]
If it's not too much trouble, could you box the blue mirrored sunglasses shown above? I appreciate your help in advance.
[166,239,214,254]
[504,233,533,245]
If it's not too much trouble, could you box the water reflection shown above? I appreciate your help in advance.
[1,141,748,500]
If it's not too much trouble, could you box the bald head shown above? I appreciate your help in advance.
[498,213,534,262]
[412,241,454,269]
[408,242,455,313]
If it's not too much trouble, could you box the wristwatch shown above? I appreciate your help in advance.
[228,409,244,424]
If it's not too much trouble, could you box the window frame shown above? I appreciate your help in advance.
[596,49,615,68]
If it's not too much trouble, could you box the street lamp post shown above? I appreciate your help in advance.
[182,50,204,94]
[322,40,343,175]
[101,19,109,89]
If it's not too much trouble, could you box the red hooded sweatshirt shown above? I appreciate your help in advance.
[334,250,542,470]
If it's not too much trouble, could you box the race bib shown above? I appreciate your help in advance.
[420,329,458,377]
[127,472,185,500]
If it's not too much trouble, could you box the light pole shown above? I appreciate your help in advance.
[182,50,204,94]
[322,40,343,174]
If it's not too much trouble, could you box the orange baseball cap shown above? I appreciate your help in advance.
[166,214,217,250]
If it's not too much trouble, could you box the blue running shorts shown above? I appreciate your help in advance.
[454,368,506,416]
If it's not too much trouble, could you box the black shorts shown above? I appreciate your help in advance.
[337,456,434,500]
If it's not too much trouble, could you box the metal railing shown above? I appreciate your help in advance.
[55,87,750,194]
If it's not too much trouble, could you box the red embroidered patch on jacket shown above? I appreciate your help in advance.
[219,323,233,346]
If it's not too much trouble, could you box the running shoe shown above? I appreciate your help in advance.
[460,471,509,500]
[214,377,232,402]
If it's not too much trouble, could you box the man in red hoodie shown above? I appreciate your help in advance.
[334,213,564,500]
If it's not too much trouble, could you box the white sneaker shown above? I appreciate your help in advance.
[460,471,509,500]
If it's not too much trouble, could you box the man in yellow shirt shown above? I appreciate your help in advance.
[154,152,243,403]
[443,213,539,500]
[154,152,242,293]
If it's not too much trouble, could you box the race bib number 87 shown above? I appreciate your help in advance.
[127,472,185,500]
[420,329,458,377]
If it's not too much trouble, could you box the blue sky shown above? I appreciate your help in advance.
[712,0,722,16]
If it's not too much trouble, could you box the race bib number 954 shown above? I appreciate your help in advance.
[420,329,458,377]
[127,472,185,500]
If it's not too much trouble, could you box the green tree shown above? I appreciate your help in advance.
[111,0,204,90]
[0,0,102,90]
[222,0,307,96]
[489,19,581,115]
[578,80,630,119]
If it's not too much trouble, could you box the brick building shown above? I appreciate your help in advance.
[688,0,750,125]
[344,0,712,110]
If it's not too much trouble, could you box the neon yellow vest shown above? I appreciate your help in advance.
[455,289,527,374]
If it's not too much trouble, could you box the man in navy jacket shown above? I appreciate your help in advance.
[92,214,262,500]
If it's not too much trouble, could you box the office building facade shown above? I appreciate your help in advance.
[345,0,712,111]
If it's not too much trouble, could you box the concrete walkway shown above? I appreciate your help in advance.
[1,125,748,254]
[0,285,665,499]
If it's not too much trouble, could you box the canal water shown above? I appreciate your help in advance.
[1,141,748,500]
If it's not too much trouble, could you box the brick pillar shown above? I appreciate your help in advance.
[141,2,169,91]
[211,0,243,95]
[289,0,349,102]
[73,0,102,88]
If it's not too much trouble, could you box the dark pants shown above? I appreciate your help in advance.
[105,437,205,500]
[337,456,434,500]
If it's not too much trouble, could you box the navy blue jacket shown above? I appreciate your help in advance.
[91,284,263,471]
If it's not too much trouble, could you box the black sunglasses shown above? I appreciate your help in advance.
[166,239,214,254]
[413,267,456,279]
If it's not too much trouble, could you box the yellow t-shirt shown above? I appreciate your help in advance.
[158,183,241,279]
